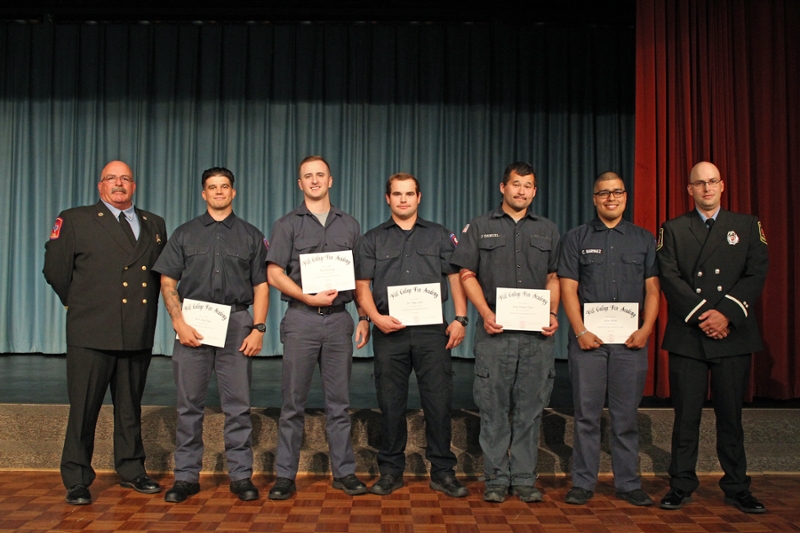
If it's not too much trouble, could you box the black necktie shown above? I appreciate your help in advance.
[118,211,137,245]
[706,218,714,231]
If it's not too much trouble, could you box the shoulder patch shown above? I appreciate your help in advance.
[656,227,664,251]
[758,221,768,245]
[50,217,63,240]
[449,233,458,246]
[461,223,470,233]
[263,237,270,250]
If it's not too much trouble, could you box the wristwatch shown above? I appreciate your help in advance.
[359,315,370,322]
[455,315,469,327]
[252,323,267,333]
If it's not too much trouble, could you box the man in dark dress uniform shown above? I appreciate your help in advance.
[657,161,769,514]
[43,160,167,505]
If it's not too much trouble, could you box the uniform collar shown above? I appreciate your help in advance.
[491,204,538,221]
[201,210,236,227]
[296,202,343,219]
[381,216,430,230]
[589,217,628,234]
[100,199,136,221]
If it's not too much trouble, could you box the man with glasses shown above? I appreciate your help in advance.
[558,172,659,506]
[44,160,167,505]
[657,161,768,513]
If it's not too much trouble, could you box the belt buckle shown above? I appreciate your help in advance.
[317,306,325,315]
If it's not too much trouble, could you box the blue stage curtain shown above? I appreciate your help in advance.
[0,21,634,357]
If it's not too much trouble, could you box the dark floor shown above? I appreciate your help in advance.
[1,354,798,409]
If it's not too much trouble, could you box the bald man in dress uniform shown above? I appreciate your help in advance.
[657,161,768,514]
[43,160,167,505]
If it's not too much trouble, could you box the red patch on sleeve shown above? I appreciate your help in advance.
[50,217,63,240]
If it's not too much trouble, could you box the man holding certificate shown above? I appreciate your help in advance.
[154,167,268,503]
[557,172,659,507]
[355,173,469,498]
[266,155,370,499]
[450,162,560,503]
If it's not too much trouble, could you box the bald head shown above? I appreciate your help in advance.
[687,161,724,216]
[98,160,136,210]
[689,161,720,183]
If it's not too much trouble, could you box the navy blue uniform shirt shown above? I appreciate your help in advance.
[153,211,267,306]
[450,205,560,308]
[355,217,457,315]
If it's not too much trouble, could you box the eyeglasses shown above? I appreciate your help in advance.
[593,189,626,199]
[102,175,134,183]
[690,178,721,189]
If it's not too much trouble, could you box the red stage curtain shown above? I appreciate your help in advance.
[634,0,800,400]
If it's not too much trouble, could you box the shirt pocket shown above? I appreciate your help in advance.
[621,252,646,284]
[225,246,251,280]
[579,254,605,288]
[183,245,210,270]
[478,235,506,251]
[333,237,353,250]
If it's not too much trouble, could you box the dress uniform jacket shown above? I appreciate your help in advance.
[44,200,167,351]
[657,208,768,359]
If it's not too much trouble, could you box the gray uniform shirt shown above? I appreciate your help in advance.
[266,203,360,306]
[355,217,458,315]
[153,211,267,306]
[450,205,560,308]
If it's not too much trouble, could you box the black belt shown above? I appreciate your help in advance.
[231,304,248,312]
[289,301,347,315]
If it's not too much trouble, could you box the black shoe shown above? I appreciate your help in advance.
[724,490,766,514]
[332,474,368,495]
[483,484,507,503]
[565,487,594,505]
[430,473,468,498]
[616,488,653,506]
[268,477,296,500]
[511,485,542,502]
[120,474,162,494]
[660,488,692,510]
[230,478,259,501]
[164,480,200,503]
[66,484,91,505]
[369,473,404,496]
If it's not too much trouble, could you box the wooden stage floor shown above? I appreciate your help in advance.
[1,472,798,533]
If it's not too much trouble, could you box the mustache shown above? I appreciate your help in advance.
[111,186,127,194]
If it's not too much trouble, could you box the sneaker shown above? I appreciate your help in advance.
[511,485,542,502]
[483,484,507,503]
[268,477,296,500]
[616,488,653,506]
[565,486,594,505]
[332,474,368,495]
[430,473,468,498]
[369,473,404,496]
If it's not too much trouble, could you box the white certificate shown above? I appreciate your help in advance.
[387,283,443,326]
[583,302,639,344]
[495,288,550,331]
[299,250,356,294]
[180,299,231,348]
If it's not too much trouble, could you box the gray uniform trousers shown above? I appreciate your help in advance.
[473,319,556,488]
[172,309,254,482]
[568,343,648,492]
[275,306,356,479]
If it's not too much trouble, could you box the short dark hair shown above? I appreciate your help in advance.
[502,162,536,187]
[298,155,331,176]
[202,167,235,187]
[385,172,420,196]
[594,171,624,188]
